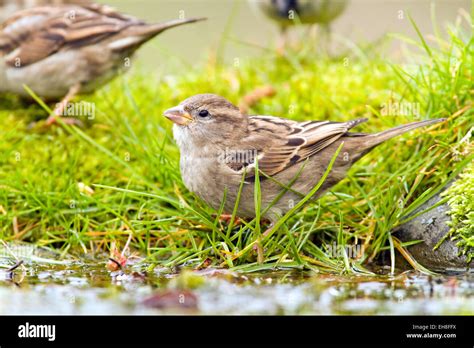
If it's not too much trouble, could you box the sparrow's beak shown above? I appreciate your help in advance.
[163,105,193,126]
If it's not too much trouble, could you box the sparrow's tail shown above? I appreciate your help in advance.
[360,118,445,150]
[109,17,206,51]
[138,17,207,37]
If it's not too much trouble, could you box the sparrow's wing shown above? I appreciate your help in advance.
[238,116,367,178]
[0,4,141,67]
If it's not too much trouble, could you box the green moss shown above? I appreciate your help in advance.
[441,161,474,262]
[168,270,206,290]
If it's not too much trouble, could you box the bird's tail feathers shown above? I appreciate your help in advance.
[137,17,207,38]
[108,17,206,51]
[362,118,445,150]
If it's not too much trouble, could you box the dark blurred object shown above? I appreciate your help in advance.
[142,290,198,310]
[250,0,348,51]
[251,0,347,27]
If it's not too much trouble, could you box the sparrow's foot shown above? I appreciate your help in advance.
[217,214,241,226]
[45,83,82,127]
[45,115,84,127]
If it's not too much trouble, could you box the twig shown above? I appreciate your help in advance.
[7,260,24,272]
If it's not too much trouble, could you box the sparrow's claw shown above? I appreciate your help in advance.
[217,214,241,226]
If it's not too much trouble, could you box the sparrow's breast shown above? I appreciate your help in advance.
[173,125,243,211]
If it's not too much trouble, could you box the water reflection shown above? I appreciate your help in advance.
[1,262,473,315]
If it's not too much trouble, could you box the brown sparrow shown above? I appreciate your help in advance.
[0,3,205,124]
[164,94,445,223]
[0,0,91,22]
[250,0,347,28]
[250,0,348,50]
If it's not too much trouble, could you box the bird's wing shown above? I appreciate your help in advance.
[233,115,367,179]
[0,4,141,67]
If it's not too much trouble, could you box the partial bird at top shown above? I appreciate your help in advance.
[0,0,91,22]
[250,0,348,51]
[0,3,206,125]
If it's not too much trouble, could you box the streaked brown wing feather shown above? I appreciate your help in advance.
[0,4,140,67]
[236,116,367,179]
[4,33,64,66]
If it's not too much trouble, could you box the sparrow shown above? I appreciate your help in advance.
[250,0,348,50]
[0,0,90,22]
[164,94,445,224]
[0,3,205,124]
[251,0,347,27]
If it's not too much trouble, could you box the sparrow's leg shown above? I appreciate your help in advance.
[254,221,275,264]
[277,26,288,55]
[46,83,82,126]
[306,25,318,43]
[320,24,332,56]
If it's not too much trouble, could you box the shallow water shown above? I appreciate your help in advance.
[1,249,473,315]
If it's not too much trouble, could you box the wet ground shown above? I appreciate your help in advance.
[1,245,473,315]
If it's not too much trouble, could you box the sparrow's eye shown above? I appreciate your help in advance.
[198,109,210,118]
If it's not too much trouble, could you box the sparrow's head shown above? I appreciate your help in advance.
[163,94,248,144]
